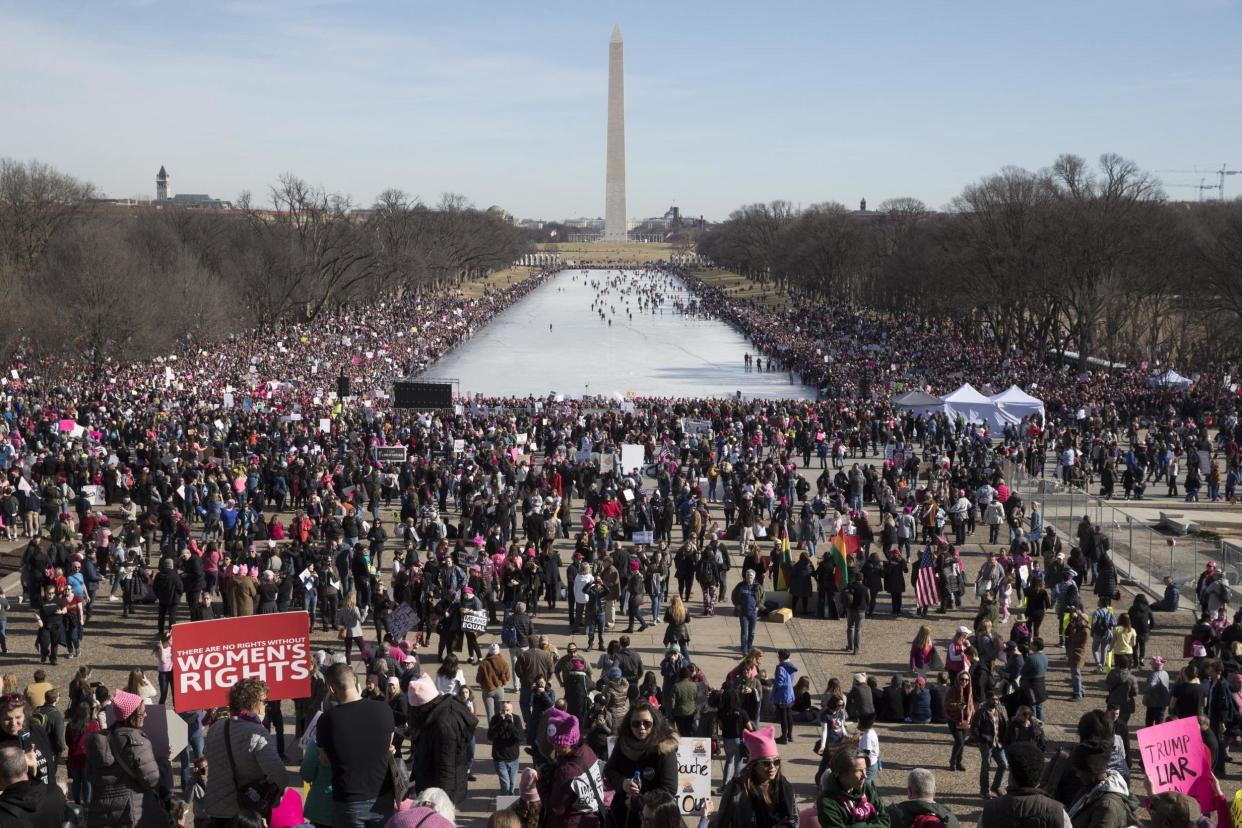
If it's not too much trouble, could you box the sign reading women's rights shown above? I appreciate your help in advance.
[1137,716,1216,811]
[171,612,311,713]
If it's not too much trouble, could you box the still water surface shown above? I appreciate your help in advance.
[424,269,815,399]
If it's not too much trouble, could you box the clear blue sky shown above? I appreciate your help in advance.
[3,0,1240,220]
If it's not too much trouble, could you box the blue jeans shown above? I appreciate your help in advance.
[1069,666,1084,697]
[722,737,742,786]
[587,609,607,649]
[739,614,756,654]
[846,612,864,652]
[332,797,390,828]
[978,745,1007,794]
[650,593,662,624]
[495,758,520,795]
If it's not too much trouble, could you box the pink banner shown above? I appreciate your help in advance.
[1137,716,1216,812]
[58,419,75,432]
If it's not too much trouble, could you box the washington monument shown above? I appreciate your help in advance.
[604,24,627,242]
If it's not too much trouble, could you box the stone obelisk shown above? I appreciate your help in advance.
[604,24,627,242]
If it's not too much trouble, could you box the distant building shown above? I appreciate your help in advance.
[156,165,170,201]
[152,165,233,209]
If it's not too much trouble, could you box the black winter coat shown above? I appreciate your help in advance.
[410,694,479,805]
[603,736,679,828]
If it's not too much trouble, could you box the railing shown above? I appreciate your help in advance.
[1006,468,1242,600]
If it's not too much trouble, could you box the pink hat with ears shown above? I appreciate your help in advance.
[742,725,779,760]
[248,566,259,577]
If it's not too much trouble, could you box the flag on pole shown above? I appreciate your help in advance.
[831,530,858,587]
[915,546,941,608]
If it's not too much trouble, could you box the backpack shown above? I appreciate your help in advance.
[1091,610,1111,638]
[500,618,518,647]
[910,813,946,828]
[30,709,50,733]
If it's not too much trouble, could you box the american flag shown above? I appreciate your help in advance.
[915,547,940,608]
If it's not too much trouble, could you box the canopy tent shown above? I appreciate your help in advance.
[1146,370,1192,389]
[988,385,1045,424]
[892,390,945,418]
[942,383,1006,428]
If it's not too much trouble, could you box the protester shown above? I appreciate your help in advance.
[977,742,1068,828]
[886,768,959,828]
[202,679,286,827]
[85,689,159,828]
[0,744,68,828]
[814,746,888,828]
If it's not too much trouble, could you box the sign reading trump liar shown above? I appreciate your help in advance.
[171,612,311,712]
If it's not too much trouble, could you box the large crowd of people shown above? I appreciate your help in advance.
[0,264,1236,828]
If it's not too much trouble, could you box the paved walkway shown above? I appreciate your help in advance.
[0,450,1213,825]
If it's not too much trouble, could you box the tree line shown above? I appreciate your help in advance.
[696,153,1242,371]
[0,160,529,371]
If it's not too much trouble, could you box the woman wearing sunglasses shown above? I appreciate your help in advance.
[603,702,678,828]
[712,725,797,827]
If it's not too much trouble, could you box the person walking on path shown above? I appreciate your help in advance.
[731,570,763,655]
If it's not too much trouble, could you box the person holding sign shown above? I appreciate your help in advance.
[604,702,678,828]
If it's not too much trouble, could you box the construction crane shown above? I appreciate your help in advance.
[1154,165,1239,200]
[1162,178,1216,201]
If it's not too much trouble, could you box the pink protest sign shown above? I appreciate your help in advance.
[58,419,75,432]
[1137,716,1216,811]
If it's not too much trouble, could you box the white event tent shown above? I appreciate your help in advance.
[1146,370,1193,389]
[892,390,946,418]
[989,385,1046,424]
[942,383,1005,428]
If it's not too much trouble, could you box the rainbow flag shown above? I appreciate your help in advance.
[831,530,859,587]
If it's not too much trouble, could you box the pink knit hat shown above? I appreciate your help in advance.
[742,725,779,760]
[406,674,439,707]
[519,768,540,802]
[545,707,579,748]
[111,689,143,721]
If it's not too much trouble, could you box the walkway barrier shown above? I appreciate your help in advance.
[1008,474,1242,602]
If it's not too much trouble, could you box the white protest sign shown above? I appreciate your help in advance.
[319,418,331,434]
[461,609,488,634]
[620,443,644,474]
[676,737,711,814]
[83,485,105,506]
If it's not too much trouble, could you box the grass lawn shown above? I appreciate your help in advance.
[457,267,527,299]
[691,268,793,311]
[537,241,682,264]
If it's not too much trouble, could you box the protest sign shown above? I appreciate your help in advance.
[620,443,645,474]
[684,419,711,435]
[676,737,712,814]
[632,530,654,545]
[171,612,311,713]
[461,609,488,634]
[388,604,420,640]
[82,485,105,506]
[371,445,408,464]
[599,453,615,474]
[1137,716,1216,812]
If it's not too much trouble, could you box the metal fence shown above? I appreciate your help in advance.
[1007,471,1242,600]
